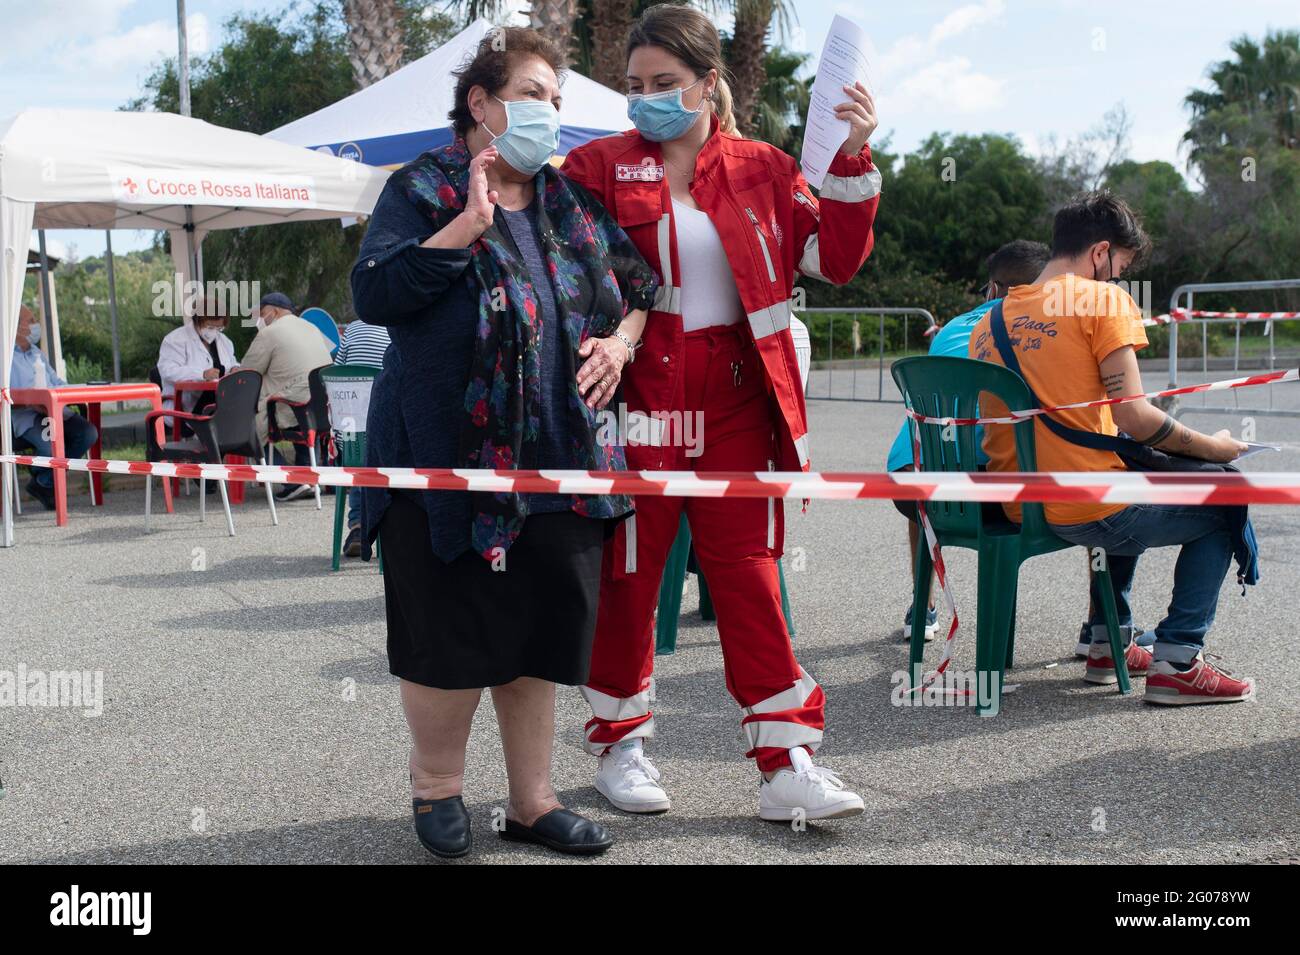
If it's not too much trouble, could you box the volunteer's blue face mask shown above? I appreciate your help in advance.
[627,78,706,142]
[483,96,561,174]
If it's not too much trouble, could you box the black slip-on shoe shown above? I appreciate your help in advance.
[344,526,364,558]
[25,479,55,511]
[499,808,613,856]
[412,795,472,859]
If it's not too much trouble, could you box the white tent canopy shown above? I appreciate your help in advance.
[267,19,633,167]
[0,107,391,546]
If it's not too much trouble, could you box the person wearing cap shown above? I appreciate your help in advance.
[240,292,335,501]
[156,300,240,415]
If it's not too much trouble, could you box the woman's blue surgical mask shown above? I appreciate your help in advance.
[627,78,706,143]
[25,324,41,346]
[483,96,561,174]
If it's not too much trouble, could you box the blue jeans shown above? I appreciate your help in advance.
[1051,504,1234,664]
[347,487,362,528]
[270,444,314,468]
[18,415,99,489]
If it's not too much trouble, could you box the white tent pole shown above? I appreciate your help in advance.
[2,201,37,548]
[1,403,11,547]
[36,230,55,361]
[177,0,192,119]
[105,230,121,382]
[185,216,201,292]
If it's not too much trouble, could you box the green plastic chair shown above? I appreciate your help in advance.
[655,513,796,655]
[891,355,1129,716]
[322,364,382,572]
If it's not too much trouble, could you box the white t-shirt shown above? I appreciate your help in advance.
[672,198,745,331]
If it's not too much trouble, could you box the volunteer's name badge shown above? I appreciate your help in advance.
[616,158,665,183]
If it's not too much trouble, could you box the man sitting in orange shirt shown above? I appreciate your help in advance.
[968,191,1255,706]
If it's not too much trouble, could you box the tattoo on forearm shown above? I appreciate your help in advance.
[1141,414,1176,447]
[1102,372,1126,397]
[1178,425,1193,447]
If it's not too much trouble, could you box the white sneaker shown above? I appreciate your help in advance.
[595,739,671,814]
[759,748,865,821]
[1074,621,1092,658]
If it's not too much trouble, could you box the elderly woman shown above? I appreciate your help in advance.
[351,27,657,860]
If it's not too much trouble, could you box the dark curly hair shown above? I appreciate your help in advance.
[1051,190,1151,263]
[448,27,565,140]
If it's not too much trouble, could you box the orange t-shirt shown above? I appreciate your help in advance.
[967,276,1149,525]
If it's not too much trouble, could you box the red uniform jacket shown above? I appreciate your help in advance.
[562,115,880,472]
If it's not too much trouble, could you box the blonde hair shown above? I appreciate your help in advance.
[628,4,738,136]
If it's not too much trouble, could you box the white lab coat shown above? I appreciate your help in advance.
[157,323,240,411]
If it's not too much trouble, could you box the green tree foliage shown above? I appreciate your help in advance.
[1102,159,1195,299]
[1184,30,1300,163]
[719,42,809,153]
[875,133,1049,284]
[807,133,1046,321]
[25,249,179,381]
[1174,30,1300,312]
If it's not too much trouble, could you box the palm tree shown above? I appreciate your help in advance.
[1184,30,1300,166]
[753,46,809,153]
[726,0,771,137]
[341,0,406,88]
[587,0,638,90]
[530,0,582,66]
[446,0,508,20]
[717,0,793,138]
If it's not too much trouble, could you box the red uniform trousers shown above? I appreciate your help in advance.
[582,324,825,773]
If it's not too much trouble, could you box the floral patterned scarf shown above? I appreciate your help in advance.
[390,139,651,559]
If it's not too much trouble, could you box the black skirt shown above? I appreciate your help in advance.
[379,490,608,690]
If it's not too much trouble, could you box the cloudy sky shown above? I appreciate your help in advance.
[2,0,1296,257]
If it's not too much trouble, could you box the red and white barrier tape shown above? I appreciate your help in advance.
[905,367,1297,427]
[922,307,1298,333]
[1144,308,1300,326]
[3,454,1299,504]
[909,428,961,694]
[6,454,1296,690]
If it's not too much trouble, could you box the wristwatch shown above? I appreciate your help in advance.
[612,329,640,364]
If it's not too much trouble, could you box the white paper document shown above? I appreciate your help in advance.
[800,15,872,190]
[1236,442,1283,460]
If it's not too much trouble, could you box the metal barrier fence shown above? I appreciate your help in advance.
[796,307,937,402]
[1166,279,1300,420]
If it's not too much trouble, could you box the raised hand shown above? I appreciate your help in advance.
[460,145,500,237]
[836,82,877,156]
[423,146,500,250]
